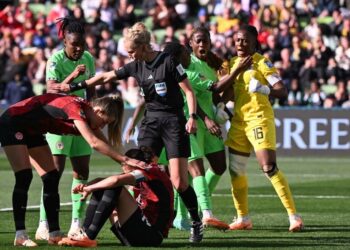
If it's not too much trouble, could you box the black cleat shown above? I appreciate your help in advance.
[189,221,203,243]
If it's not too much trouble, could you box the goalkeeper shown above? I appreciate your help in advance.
[222,24,304,232]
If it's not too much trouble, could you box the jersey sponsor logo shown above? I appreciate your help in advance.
[154,82,167,96]
[15,132,23,140]
[265,60,273,68]
[176,64,185,75]
[56,141,64,150]
[147,74,153,80]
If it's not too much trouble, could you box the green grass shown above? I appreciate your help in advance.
[0,154,350,249]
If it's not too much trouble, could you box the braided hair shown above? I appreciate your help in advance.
[56,16,85,39]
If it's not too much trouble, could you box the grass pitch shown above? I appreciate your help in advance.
[0,154,349,249]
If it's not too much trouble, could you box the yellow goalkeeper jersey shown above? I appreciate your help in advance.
[229,52,280,122]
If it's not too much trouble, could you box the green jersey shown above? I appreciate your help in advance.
[46,49,95,98]
[185,54,218,120]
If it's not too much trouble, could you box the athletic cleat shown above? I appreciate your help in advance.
[58,229,97,248]
[229,217,253,230]
[289,215,304,232]
[173,217,191,231]
[14,235,38,247]
[48,231,64,245]
[35,224,49,241]
[202,217,229,230]
[68,226,83,238]
[189,221,203,243]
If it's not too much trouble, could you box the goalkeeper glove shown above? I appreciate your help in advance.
[248,77,270,95]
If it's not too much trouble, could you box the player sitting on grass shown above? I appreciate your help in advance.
[58,146,174,247]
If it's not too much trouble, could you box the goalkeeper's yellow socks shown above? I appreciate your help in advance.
[270,170,297,215]
[231,175,249,217]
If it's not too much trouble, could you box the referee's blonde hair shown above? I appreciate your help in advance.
[125,22,152,50]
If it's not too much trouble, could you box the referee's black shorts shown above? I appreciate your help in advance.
[137,111,190,160]
[110,208,163,247]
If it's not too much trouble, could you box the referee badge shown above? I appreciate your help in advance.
[154,82,167,96]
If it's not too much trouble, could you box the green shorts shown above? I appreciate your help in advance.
[188,121,225,162]
[46,133,92,157]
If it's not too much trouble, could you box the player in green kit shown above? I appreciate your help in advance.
[35,17,96,241]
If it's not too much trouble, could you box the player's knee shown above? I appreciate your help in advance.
[228,153,248,176]
[262,163,279,177]
[41,169,60,194]
[14,169,33,191]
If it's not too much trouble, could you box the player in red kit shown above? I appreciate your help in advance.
[58,147,174,247]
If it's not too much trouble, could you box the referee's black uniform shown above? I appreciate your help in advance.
[115,52,190,160]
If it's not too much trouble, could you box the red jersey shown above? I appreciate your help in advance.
[132,164,174,238]
[2,93,90,136]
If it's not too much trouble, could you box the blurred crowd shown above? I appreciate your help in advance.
[1,0,350,109]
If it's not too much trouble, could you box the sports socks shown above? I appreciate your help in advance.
[85,187,122,240]
[13,169,33,231]
[193,176,212,211]
[41,169,60,232]
[231,175,249,217]
[269,170,297,215]
[178,186,201,222]
[72,178,87,223]
[205,169,221,196]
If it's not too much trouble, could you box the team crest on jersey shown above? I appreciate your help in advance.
[154,82,167,96]
[56,141,64,150]
[176,64,185,76]
[15,132,23,140]
[265,60,273,68]
[49,61,57,70]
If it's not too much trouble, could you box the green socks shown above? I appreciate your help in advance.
[71,178,87,221]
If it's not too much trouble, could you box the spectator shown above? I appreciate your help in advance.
[323,94,337,108]
[115,0,136,30]
[99,0,116,31]
[3,65,34,105]
[287,78,304,106]
[98,28,117,54]
[26,48,47,95]
[150,0,182,30]
[303,80,326,107]
[334,80,349,106]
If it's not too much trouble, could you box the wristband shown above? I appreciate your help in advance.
[190,113,198,120]
[69,80,87,91]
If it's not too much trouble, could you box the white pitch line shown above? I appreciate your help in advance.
[1,194,349,212]
[212,193,350,199]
